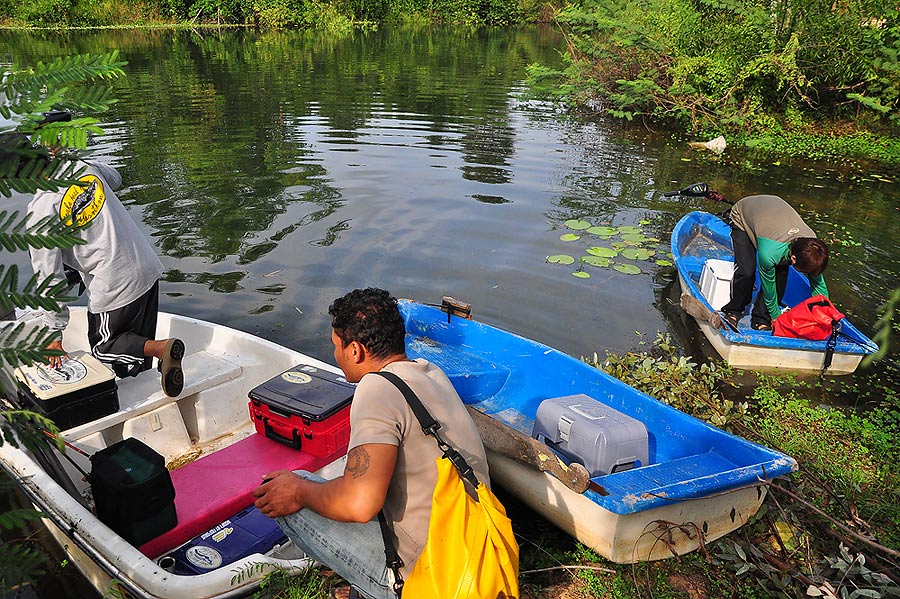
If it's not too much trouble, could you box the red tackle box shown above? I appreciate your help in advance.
[248,365,355,457]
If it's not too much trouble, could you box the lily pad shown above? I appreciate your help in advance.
[620,233,647,243]
[560,233,581,242]
[581,255,613,267]
[547,255,575,265]
[614,263,642,275]
[621,248,654,260]
[655,259,673,266]
[586,246,618,258]
[611,242,627,251]
[572,271,591,278]
[617,225,642,234]
[586,225,616,236]
[565,219,592,230]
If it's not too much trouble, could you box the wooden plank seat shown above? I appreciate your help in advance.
[138,433,342,558]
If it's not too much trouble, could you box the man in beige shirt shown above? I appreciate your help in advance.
[253,288,488,599]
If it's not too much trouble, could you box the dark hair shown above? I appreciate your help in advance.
[328,288,406,359]
[791,238,829,277]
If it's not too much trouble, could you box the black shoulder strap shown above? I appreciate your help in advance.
[371,370,480,487]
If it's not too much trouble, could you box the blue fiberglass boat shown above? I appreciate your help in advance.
[399,299,797,563]
[672,211,878,374]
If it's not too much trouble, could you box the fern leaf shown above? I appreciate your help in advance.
[0,508,45,531]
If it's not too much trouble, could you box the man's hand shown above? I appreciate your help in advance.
[253,470,305,518]
[706,190,726,202]
[45,339,67,369]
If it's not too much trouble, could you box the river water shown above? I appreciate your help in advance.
[1,25,898,596]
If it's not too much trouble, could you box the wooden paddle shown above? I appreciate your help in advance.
[466,405,607,495]
[680,293,739,332]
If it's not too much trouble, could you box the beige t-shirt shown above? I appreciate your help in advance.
[348,359,489,578]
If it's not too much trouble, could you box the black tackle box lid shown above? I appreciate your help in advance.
[249,365,355,421]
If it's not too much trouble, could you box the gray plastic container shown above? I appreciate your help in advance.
[532,394,649,477]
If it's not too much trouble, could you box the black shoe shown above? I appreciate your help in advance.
[160,338,185,397]
[752,321,772,332]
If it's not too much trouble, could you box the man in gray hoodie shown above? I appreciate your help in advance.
[24,129,185,397]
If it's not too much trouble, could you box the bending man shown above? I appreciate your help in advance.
[719,194,829,331]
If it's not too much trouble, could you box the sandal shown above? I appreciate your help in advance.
[330,587,364,599]
[752,321,772,332]
[160,338,185,397]
[720,311,740,332]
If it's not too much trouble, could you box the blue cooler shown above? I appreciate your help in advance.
[160,505,288,575]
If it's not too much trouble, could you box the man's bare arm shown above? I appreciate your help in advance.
[252,442,397,522]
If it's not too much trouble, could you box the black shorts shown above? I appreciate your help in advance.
[87,281,159,378]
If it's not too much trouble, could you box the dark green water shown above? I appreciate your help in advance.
[1,25,898,595]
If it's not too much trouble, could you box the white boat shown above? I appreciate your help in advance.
[0,308,347,599]
[671,211,878,374]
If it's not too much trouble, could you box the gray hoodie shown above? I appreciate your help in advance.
[28,161,164,330]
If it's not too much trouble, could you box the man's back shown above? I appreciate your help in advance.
[349,358,488,577]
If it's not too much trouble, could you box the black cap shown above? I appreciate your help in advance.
[39,110,72,126]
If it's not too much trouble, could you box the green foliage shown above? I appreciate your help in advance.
[587,331,747,429]
[861,287,899,367]
[0,542,48,594]
[530,0,900,154]
[749,378,900,548]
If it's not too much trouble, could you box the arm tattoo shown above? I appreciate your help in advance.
[346,446,371,479]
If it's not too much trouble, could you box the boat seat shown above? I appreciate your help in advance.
[63,351,242,438]
[594,451,743,514]
[139,432,342,559]
[406,336,510,403]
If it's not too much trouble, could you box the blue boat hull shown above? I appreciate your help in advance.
[671,211,877,374]
[399,300,797,562]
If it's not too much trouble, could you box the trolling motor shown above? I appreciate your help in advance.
[663,182,730,204]
[663,182,709,197]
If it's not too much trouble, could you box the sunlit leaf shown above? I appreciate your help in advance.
[547,254,575,265]
[586,226,616,236]
[560,233,581,241]
[655,259,673,266]
[586,246,617,258]
[614,263,641,275]
[564,219,592,230]
[617,225,641,234]
[622,248,654,260]
[572,271,590,278]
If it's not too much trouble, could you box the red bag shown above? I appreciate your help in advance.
[773,295,844,340]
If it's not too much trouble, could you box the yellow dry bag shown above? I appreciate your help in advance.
[373,371,520,599]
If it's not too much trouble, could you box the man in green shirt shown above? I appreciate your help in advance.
[720,194,829,331]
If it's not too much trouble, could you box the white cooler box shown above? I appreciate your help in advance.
[532,394,649,477]
[699,259,735,311]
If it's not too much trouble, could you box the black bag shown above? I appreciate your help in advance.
[89,438,177,546]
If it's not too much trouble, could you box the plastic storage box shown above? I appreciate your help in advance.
[699,259,735,311]
[532,394,649,477]
[158,505,288,575]
[248,365,355,456]
[89,437,177,545]
[14,351,118,430]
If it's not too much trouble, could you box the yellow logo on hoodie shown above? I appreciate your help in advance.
[59,175,105,226]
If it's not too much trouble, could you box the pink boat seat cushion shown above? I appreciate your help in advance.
[139,433,339,558]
